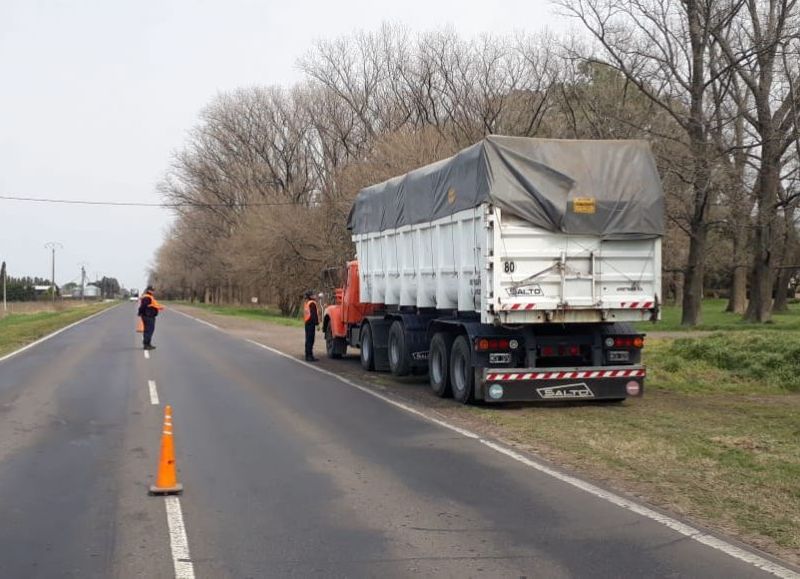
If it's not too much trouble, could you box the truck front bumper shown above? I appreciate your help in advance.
[480,366,645,403]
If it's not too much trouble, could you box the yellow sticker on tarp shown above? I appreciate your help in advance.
[573,197,596,214]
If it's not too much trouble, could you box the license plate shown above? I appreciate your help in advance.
[489,353,512,364]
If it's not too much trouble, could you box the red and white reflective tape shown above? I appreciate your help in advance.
[499,303,536,311]
[499,302,655,311]
[486,368,646,381]
[619,301,654,309]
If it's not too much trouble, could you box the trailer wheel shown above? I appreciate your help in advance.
[429,332,454,398]
[450,335,476,404]
[388,321,411,376]
[360,323,375,371]
[325,325,346,359]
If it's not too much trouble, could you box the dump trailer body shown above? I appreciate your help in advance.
[332,136,664,403]
[353,206,661,324]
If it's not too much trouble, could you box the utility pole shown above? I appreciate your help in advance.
[44,242,63,304]
[78,262,88,301]
[1,261,6,313]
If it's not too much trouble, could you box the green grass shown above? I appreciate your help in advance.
[646,332,800,393]
[174,302,304,327]
[0,302,116,357]
[469,392,800,552]
[636,298,800,332]
[467,308,800,557]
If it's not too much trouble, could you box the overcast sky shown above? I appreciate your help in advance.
[0,0,566,290]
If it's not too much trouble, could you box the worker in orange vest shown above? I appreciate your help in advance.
[138,285,165,350]
[303,290,320,361]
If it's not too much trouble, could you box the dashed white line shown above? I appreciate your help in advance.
[144,350,150,360]
[176,310,798,578]
[164,496,195,579]
[148,380,160,405]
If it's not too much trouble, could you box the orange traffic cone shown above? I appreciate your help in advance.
[149,405,184,495]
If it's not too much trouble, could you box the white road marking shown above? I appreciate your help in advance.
[175,311,798,578]
[0,304,119,364]
[148,380,160,405]
[144,350,150,360]
[164,496,195,579]
[172,308,219,329]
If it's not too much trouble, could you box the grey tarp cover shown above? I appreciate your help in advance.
[347,136,664,239]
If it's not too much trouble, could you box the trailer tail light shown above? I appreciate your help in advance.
[538,344,583,357]
[475,338,514,352]
[540,345,556,357]
[605,336,645,349]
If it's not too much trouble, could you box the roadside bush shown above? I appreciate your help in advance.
[667,333,800,392]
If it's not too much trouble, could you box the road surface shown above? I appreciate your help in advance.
[0,304,794,578]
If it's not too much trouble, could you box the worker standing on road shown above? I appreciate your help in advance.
[303,290,320,362]
[138,286,164,350]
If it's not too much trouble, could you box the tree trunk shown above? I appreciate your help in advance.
[673,272,684,308]
[772,268,793,312]
[772,207,797,313]
[681,222,707,325]
[744,142,781,322]
[726,231,748,314]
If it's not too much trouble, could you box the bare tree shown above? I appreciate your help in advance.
[712,0,800,321]
[558,0,742,325]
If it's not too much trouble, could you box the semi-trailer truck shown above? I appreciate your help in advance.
[323,136,663,404]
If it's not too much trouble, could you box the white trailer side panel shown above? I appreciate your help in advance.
[355,207,485,311]
[353,205,661,324]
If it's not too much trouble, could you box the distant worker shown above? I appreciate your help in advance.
[138,285,164,350]
[303,290,320,362]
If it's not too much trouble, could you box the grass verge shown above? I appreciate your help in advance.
[467,329,800,560]
[636,298,800,332]
[0,302,116,357]
[172,302,304,328]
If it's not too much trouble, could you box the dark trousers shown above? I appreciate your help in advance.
[142,316,156,346]
[305,323,316,358]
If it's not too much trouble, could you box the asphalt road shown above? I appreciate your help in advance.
[0,304,795,578]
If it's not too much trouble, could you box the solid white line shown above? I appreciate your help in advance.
[148,380,160,405]
[144,350,150,360]
[181,311,798,578]
[172,308,219,329]
[164,496,195,579]
[0,304,119,364]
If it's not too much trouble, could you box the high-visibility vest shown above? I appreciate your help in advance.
[303,299,318,323]
[142,292,165,311]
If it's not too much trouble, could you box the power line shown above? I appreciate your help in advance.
[0,194,351,208]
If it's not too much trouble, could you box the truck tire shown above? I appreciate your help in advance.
[360,323,375,371]
[325,325,346,359]
[429,332,454,398]
[388,320,411,376]
[450,335,476,404]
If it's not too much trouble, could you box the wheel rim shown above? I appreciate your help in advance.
[362,330,371,361]
[453,350,466,394]
[389,333,399,366]
[431,347,443,384]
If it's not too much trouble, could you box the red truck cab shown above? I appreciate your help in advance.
[322,261,377,358]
